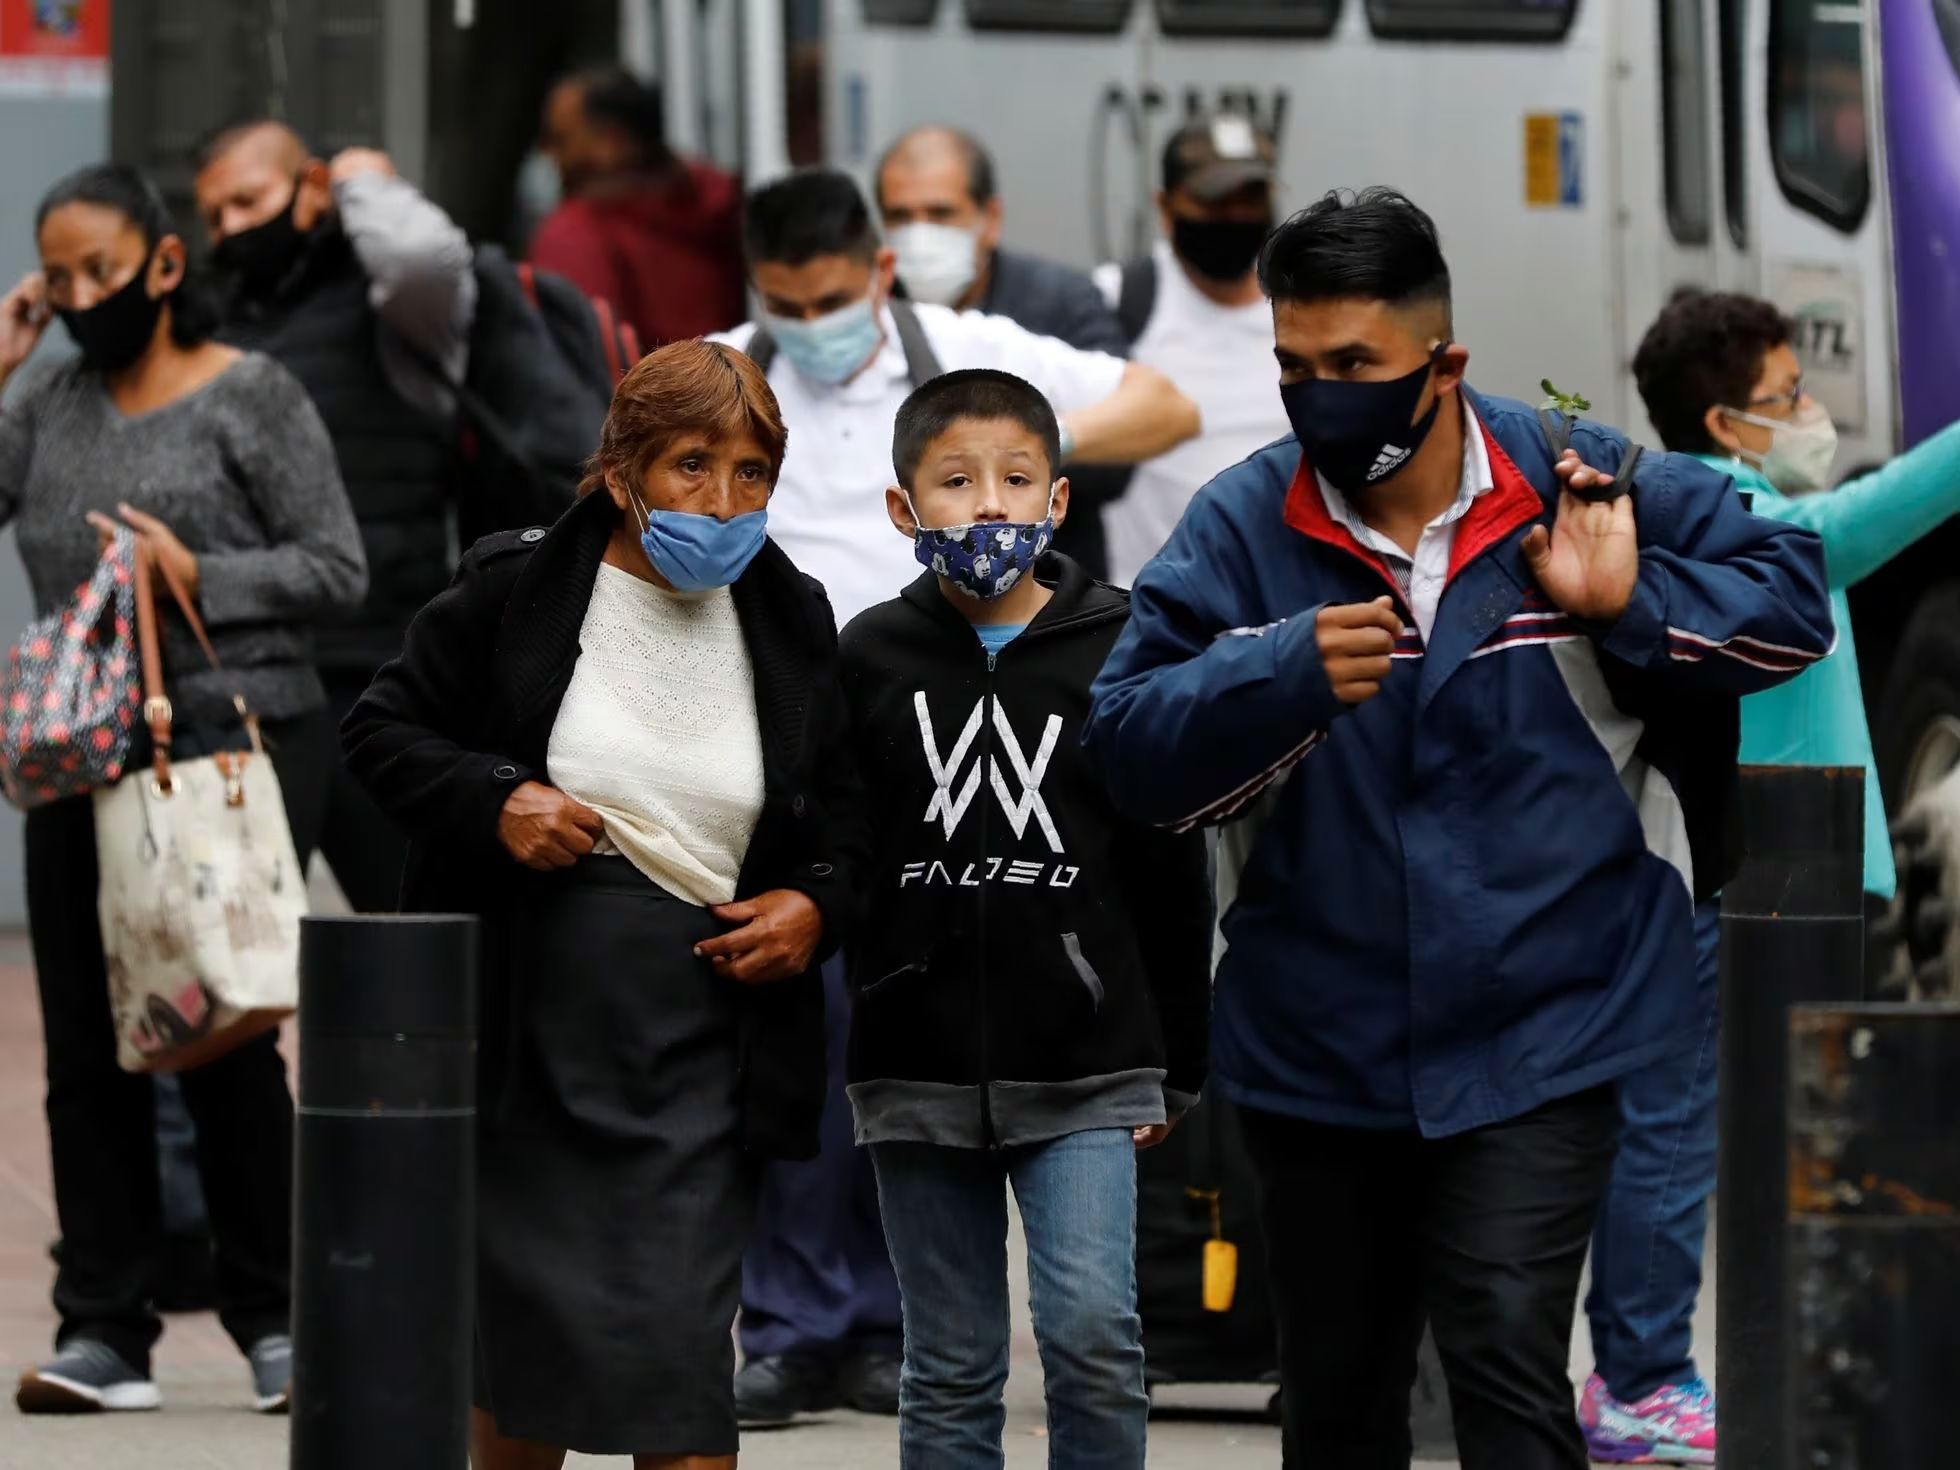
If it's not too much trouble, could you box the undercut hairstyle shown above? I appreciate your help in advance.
[583,339,788,496]
[892,368,1061,489]
[35,163,220,347]
[1634,288,1794,455]
[876,125,997,207]
[192,118,309,173]
[1258,187,1452,333]
[569,64,672,169]
[743,169,880,266]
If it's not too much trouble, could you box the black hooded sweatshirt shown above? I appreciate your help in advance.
[838,553,1211,1149]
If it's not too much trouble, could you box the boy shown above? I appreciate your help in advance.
[837,368,1210,1468]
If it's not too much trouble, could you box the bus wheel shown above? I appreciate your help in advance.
[1878,584,1960,808]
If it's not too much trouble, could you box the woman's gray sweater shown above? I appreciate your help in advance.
[0,351,368,727]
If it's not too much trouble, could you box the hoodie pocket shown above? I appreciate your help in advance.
[1060,933,1105,1013]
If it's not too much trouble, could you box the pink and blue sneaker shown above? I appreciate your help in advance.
[1580,1371,1717,1464]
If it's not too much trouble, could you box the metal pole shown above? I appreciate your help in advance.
[1788,1003,1960,1469]
[291,915,479,1470]
[1717,765,1864,1468]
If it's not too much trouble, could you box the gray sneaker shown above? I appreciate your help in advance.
[247,1334,292,1415]
[15,1340,161,1414]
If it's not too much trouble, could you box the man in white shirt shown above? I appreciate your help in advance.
[714,167,1198,1428]
[1095,116,1293,588]
[712,168,1198,628]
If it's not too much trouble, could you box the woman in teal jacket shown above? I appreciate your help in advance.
[1579,288,1960,1466]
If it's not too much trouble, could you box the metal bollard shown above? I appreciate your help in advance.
[292,915,478,1470]
[1717,765,1864,1469]
[1788,1003,1960,1469]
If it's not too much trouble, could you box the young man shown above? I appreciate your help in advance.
[531,64,745,346]
[1573,287,1960,1464]
[195,120,472,914]
[1083,190,1835,1469]
[1094,116,1291,587]
[841,367,1209,1466]
[709,168,1199,1426]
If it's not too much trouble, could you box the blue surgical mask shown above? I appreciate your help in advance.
[906,487,1058,601]
[630,488,768,592]
[761,295,883,386]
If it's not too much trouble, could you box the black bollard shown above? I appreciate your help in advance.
[1717,765,1864,1469]
[292,915,478,1470]
[1788,1003,1960,1468]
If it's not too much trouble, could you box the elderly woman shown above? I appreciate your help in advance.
[342,338,862,1469]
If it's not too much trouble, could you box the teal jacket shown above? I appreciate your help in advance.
[1705,419,1960,898]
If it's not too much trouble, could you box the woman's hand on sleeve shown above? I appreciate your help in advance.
[496,781,605,870]
[697,890,824,984]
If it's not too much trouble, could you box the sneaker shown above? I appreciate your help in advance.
[837,1349,901,1416]
[1583,1372,1717,1464]
[15,1340,161,1414]
[248,1334,293,1415]
[734,1353,837,1427]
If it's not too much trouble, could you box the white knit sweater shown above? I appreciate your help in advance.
[546,563,765,906]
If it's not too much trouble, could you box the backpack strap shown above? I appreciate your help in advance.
[515,261,540,310]
[591,295,624,383]
[1115,255,1158,344]
[889,299,945,388]
[1537,408,1642,504]
[744,325,778,376]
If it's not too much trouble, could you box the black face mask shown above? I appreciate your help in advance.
[212,182,307,293]
[1280,345,1448,494]
[1172,214,1273,284]
[58,257,165,374]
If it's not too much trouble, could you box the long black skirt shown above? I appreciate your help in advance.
[474,858,758,1455]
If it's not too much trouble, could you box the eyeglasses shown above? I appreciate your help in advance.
[1747,379,1806,413]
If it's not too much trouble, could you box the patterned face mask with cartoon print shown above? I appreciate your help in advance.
[907,487,1058,601]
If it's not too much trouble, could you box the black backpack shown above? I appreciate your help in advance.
[743,296,944,386]
[419,246,642,546]
[1537,409,1742,903]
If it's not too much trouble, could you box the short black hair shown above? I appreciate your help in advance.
[35,163,220,347]
[1258,187,1452,330]
[568,64,671,168]
[191,117,310,174]
[743,168,879,267]
[875,125,996,208]
[892,369,1061,489]
[1635,288,1794,454]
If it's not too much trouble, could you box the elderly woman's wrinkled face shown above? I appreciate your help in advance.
[618,427,775,522]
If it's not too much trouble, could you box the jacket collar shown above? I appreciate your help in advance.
[897,551,1128,640]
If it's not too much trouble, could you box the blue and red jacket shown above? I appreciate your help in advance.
[1082,389,1834,1137]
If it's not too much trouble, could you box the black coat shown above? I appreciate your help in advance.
[838,555,1211,1108]
[340,489,865,1159]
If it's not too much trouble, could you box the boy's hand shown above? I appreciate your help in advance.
[699,889,823,984]
[1523,450,1639,622]
[1316,596,1403,706]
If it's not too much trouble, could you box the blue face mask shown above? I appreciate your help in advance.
[907,487,1058,601]
[761,295,883,386]
[630,489,769,592]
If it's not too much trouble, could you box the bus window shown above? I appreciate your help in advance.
[1365,0,1575,42]
[865,0,938,20]
[965,0,1131,30]
[1769,0,1870,232]
[1663,0,1713,246]
[1720,0,1746,248]
[1157,0,1340,37]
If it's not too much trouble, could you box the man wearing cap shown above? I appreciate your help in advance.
[1095,115,1291,587]
[877,124,1131,574]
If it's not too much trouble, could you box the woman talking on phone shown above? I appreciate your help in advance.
[0,163,365,1415]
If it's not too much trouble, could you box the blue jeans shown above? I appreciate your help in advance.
[870,1129,1148,1470]
[1585,899,1721,1402]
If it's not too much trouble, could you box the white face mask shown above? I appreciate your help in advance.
[1725,398,1840,494]
[889,221,982,307]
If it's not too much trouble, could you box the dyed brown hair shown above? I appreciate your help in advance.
[582,338,788,497]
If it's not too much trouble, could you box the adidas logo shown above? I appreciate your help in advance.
[1367,445,1410,482]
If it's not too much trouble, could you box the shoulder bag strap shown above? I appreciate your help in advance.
[743,325,778,375]
[133,544,261,795]
[890,299,946,388]
[1115,255,1158,344]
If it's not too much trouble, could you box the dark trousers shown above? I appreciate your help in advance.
[1242,1086,1620,1470]
[738,955,901,1361]
[27,707,335,1372]
[317,670,408,913]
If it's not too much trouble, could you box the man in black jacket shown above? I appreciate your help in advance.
[194,119,473,912]
[838,368,1210,1466]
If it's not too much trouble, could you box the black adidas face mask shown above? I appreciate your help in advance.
[1279,344,1448,494]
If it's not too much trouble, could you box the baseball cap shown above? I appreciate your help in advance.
[1162,115,1278,201]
